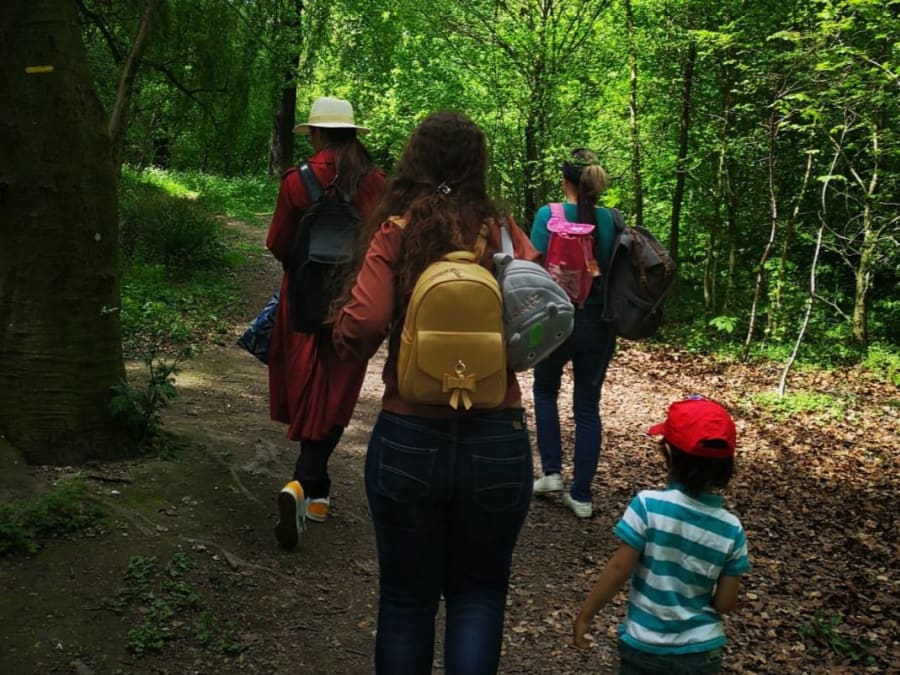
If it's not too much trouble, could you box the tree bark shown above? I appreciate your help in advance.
[624,0,643,227]
[268,70,299,177]
[108,0,162,175]
[669,42,696,267]
[268,0,306,177]
[0,0,127,463]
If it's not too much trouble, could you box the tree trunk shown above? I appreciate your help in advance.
[669,42,696,267]
[743,114,780,359]
[268,0,306,177]
[624,0,643,227]
[849,124,881,346]
[851,208,875,346]
[268,74,299,177]
[523,106,540,224]
[0,0,127,464]
[109,0,162,175]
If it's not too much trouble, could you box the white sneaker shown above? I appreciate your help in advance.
[562,493,593,518]
[533,473,564,494]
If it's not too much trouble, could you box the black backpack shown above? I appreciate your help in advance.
[601,211,676,339]
[287,162,361,333]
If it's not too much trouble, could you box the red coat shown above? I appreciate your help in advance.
[266,148,386,441]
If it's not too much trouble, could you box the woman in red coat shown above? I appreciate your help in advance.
[266,97,385,550]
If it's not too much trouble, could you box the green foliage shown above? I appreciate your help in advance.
[118,167,243,356]
[119,170,228,271]
[82,0,897,371]
[110,351,189,451]
[863,344,900,387]
[111,552,244,657]
[708,315,739,334]
[0,478,105,556]
[167,170,278,224]
[119,263,238,356]
[753,390,847,421]
[800,611,874,664]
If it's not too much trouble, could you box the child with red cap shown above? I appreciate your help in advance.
[572,396,749,673]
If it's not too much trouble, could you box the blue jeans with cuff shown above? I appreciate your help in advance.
[533,305,616,503]
[365,409,533,675]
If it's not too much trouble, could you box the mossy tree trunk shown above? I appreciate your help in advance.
[0,0,127,464]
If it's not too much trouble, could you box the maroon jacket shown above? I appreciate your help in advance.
[266,148,385,441]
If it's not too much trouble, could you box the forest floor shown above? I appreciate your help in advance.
[0,218,898,675]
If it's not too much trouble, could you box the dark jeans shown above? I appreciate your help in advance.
[365,409,533,675]
[293,425,343,499]
[532,306,616,502]
[618,642,723,674]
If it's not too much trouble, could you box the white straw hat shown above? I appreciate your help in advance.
[293,96,369,135]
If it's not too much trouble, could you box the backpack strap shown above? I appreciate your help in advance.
[499,218,514,255]
[297,162,323,203]
[472,222,490,259]
[549,202,566,221]
[610,207,626,233]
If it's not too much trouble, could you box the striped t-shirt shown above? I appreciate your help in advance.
[614,483,750,655]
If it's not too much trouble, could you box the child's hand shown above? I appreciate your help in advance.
[572,614,593,649]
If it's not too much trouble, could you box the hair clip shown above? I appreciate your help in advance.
[435,182,452,195]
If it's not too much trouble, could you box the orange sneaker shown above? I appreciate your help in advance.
[305,496,330,523]
[275,481,306,549]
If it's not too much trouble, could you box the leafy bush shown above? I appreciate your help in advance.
[864,343,900,386]
[119,181,227,271]
[110,351,189,451]
[0,478,105,555]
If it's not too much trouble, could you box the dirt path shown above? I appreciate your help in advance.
[0,220,896,674]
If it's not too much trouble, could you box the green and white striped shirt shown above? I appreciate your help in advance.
[614,483,750,655]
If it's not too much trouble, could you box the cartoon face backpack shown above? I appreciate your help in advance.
[494,220,574,371]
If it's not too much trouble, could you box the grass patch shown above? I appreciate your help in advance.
[752,390,847,421]
[156,169,277,225]
[120,264,239,356]
[110,553,244,656]
[118,168,251,357]
[0,478,106,556]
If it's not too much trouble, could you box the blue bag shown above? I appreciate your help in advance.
[237,291,279,364]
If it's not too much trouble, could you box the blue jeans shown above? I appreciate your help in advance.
[618,642,723,674]
[365,409,533,675]
[532,306,616,502]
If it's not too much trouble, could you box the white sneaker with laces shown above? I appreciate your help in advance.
[562,492,593,518]
[533,473,564,494]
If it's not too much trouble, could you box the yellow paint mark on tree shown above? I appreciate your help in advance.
[25,65,54,74]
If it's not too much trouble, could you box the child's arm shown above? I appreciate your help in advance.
[573,544,640,648]
[713,575,741,614]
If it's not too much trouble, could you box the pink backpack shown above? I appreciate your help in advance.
[544,203,599,306]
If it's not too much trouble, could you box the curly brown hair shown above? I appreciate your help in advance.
[369,111,500,300]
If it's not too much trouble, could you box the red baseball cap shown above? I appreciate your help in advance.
[648,397,736,458]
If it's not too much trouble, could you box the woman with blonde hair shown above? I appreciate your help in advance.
[333,111,539,674]
[530,148,619,519]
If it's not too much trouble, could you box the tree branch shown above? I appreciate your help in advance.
[75,0,124,63]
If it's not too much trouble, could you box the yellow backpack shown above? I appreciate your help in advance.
[395,219,507,410]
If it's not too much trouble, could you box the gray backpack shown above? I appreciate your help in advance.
[494,221,574,371]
